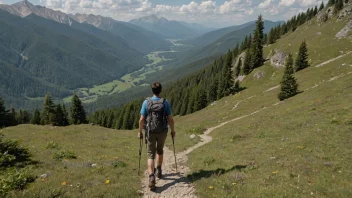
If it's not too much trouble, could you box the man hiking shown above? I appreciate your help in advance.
[138,82,175,190]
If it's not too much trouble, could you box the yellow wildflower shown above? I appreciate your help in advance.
[272,171,279,174]
[105,180,110,184]
[232,183,236,185]
[297,146,303,149]
[209,186,214,189]
[62,181,67,185]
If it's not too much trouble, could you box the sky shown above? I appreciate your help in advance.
[1,0,328,27]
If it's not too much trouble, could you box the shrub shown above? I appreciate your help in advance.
[0,168,36,197]
[0,134,31,168]
[53,150,77,160]
[186,126,206,135]
[45,141,59,150]
[112,161,127,168]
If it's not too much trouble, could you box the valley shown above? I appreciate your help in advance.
[63,39,186,104]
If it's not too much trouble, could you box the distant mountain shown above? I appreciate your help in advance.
[130,15,203,39]
[177,21,215,36]
[71,14,170,54]
[186,21,257,48]
[0,9,147,109]
[0,1,170,54]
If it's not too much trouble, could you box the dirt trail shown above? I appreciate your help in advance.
[141,106,266,197]
[315,51,351,68]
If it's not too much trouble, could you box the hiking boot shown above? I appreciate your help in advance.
[148,174,156,190]
[155,166,162,178]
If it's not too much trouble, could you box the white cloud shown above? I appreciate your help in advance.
[258,0,272,9]
[298,0,318,7]
[279,0,296,7]
[219,0,252,14]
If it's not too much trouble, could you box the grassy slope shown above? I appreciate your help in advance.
[2,125,142,197]
[179,16,352,197]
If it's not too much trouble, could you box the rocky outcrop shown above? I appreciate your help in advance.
[270,49,288,68]
[336,20,352,39]
[232,51,246,69]
[337,4,352,20]
[317,6,335,23]
[253,71,266,79]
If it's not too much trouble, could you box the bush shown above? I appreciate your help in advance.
[45,141,59,150]
[0,134,31,168]
[53,150,77,160]
[112,161,127,168]
[0,168,36,197]
[186,126,206,135]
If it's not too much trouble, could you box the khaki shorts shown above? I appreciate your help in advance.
[147,132,168,159]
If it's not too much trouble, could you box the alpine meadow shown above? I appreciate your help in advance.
[0,0,352,197]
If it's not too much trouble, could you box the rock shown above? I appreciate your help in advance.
[232,51,246,69]
[317,6,335,23]
[270,49,287,68]
[253,71,266,79]
[336,20,352,39]
[189,134,196,139]
[337,4,352,20]
[91,164,97,167]
[316,32,322,36]
[40,173,49,179]
[137,190,144,195]
[236,75,246,82]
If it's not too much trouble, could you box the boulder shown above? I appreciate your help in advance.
[270,49,287,68]
[253,71,266,79]
[236,75,246,82]
[336,20,352,39]
[189,134,196,139]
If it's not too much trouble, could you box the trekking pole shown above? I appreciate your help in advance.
[138,137,143,175]
[172,134,178,173]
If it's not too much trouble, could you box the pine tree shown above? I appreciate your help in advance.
[295,41,310,72]
[335,0,344,11]
[319,1,325,11]
[53,104,65,126]
[16,109,24,124]
[233,81,240,93]
[251,15,265,70]
[314,6,318,15]
[267,29,275,44]
[195,89,207,111]
[328,0,336,6]
[235,58,242,77]
[62,104,69,126]
[243,50,252,75]
[70,93,87,125]
[41,94,55,125]
[278,54,299,101]
[0,97,9,127]
[10,108,17,126]
[223,50,234,95]
[179,91,189,116]
[31,108,41,125]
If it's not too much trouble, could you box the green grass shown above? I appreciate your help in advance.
[2,125,143,197]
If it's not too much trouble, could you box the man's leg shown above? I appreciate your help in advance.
[148,159,155,175]
[147,134,157,189]
[156,154,163,167]
[155,132,167,178]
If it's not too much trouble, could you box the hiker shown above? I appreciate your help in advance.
[138,82,175,190]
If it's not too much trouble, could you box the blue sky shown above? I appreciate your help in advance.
[1,0,327,27]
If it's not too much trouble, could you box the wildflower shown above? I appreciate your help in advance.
[62,181,67,185]
[297,146,303,149]
[209,186,214,189]
[105,179,110,184]
[272,171,279,174]
[41,179,45,182]
[232,183,236,185]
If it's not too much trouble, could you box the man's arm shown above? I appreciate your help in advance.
[168,115,176,137]
[138,115,145,138]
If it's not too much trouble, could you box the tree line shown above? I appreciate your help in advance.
[0,93,87,128]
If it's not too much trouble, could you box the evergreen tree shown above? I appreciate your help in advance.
[250,15,265,70]
[319,1,325,11]
[328,0,336,6]
[53,104,65,126]
[235,58,242,77]
[179,91,189,116]
[62,104,69,126]
[233,81,240,93]
[243,50,252,75]
[41,94,55,125]
[207,79,218,103]
[247,34,252,49]
[314,6,318,15]
[267,29,275,44]
[10,108,17,126]
[223,50,234,95]
[0,97,9,127]
[16,109,24,124]
[335,0,344,11]
[31,108,41,125]
[70,93,87,125]
[278,54,299,101]
[295,41,310,71]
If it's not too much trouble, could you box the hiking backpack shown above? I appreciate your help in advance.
[145,98,167,134]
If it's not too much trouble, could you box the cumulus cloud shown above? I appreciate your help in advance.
[258,0,272,9]
[279,0,296,7]
[219,0,253,14]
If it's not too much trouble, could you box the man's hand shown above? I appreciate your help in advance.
[171,131,176,138]
[138,132,143,139]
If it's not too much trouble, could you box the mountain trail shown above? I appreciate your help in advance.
[315,51,351,68]
[141,106,267,197]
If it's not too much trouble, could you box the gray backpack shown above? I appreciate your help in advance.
[145,98,167,134]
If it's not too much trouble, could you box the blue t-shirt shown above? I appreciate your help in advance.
[140,96,172,117]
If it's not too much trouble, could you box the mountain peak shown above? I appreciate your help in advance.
[11,0,34,8]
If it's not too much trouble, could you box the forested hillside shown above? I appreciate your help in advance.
[89,2,328,129]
